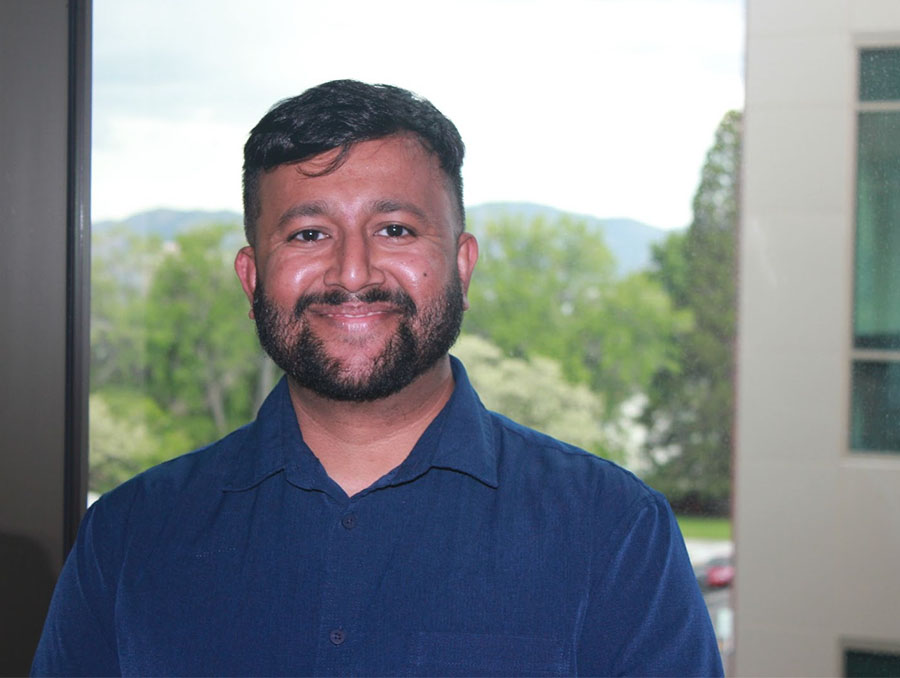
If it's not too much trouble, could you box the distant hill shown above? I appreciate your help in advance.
[466,202,672,275]
[94,203,673,275]
[94,209,243,240]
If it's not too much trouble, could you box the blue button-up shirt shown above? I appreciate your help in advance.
[33,358,722,676]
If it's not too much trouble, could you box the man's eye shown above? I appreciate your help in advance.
[378,224,411,238]
[293,229,325,242]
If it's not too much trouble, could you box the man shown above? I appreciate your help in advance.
[33,80,722,676]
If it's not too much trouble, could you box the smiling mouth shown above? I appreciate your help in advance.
[306,303,408,333]
[294,289,417,319]
[313,302,402,318]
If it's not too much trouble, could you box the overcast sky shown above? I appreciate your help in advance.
[92,0,744,230]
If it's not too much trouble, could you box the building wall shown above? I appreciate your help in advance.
[735,1,900,675]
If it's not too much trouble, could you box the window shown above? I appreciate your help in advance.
[88,2,742,671]
[845,647,900,678]
[851,48,900,453]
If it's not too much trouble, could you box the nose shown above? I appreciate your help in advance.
[323,232,384,292]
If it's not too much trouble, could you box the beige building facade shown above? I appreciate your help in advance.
[735,1,900,675]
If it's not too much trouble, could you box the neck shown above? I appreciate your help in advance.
[286,356,456,497]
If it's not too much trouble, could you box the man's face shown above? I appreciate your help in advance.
[235,134,478,401]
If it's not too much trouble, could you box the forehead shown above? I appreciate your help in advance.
[257,135,459,229]
[275,135,444,194]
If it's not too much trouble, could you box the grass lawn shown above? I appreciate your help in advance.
[676,515,732,541]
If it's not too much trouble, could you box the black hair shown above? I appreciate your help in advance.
[242,79,465,245]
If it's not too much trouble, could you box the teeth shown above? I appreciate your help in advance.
[325,310,385,318]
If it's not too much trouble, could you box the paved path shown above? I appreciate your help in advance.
[685,539,732,565]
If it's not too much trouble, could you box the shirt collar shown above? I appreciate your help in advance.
[385,356,499,490]
[221,376,309,492]
[222,356,499,493]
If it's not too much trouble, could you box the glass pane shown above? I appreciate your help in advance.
[860,49,900,102]
[854,112,900,349]
[851,360,900,452]
[91,0,745,505]
[90,5,743,671]
[845,648,900,678]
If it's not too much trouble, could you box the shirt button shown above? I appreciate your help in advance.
[329,629,346,645]
[341,513,357,530]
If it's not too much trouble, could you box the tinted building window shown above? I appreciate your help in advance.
[851,48,900,453]
[845,648,900,678]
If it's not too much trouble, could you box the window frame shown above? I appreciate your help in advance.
[0,0,91,672]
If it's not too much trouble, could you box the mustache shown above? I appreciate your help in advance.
[292,287,417,318]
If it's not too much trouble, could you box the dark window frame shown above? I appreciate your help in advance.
[0,0,91,672]
[65,0,92,552]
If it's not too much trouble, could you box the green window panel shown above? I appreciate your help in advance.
[860,49,900,102]
[854,111,900,350]
[851,360,900,452]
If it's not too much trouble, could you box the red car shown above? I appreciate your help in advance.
[698,556,735,589]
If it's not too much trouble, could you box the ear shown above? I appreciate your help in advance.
[455,232,479,311]
[234,246,258,318]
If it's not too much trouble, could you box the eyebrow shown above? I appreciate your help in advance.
[276,201,330,229]
[370,199,429,222]
[277,198,432,230]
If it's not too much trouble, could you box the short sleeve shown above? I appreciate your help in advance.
[578,492,724,677]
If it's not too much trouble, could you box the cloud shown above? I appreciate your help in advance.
[92,0,744,227]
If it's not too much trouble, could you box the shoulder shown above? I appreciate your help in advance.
[447,356,658,517]
[88,423,252,539]
[94,377,296,518]
[485,409,662,521]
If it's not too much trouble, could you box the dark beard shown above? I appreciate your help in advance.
[252,277,464,402]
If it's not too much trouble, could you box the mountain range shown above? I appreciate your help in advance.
[94,202,674,275]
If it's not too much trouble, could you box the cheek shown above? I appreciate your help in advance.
[387,255,429,286]
[389,248,453,286]
[264,259,318,302]
[403,267,453,304]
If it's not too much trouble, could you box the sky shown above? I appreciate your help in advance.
[92,0,745,230]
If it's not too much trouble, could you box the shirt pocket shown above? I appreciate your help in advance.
[407,631,571,676]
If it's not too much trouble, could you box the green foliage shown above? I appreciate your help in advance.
[89,389,196,493]
[144,225,261,438]
[464,213,689,413]
[89,392,161,494]
[650,231,690,309]
[452,334,617,462]
[640,110,742,515]
[91,226,164,388]
[89,223,271,494]
[89,111,740,505]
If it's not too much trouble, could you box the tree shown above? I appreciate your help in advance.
[90,226,164,389]
[88,390,195,494]
[451,334,618,462]
[640,110,742,515]
[89,222,275,493]
[464,213,688,414]
[143,224,266,442]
